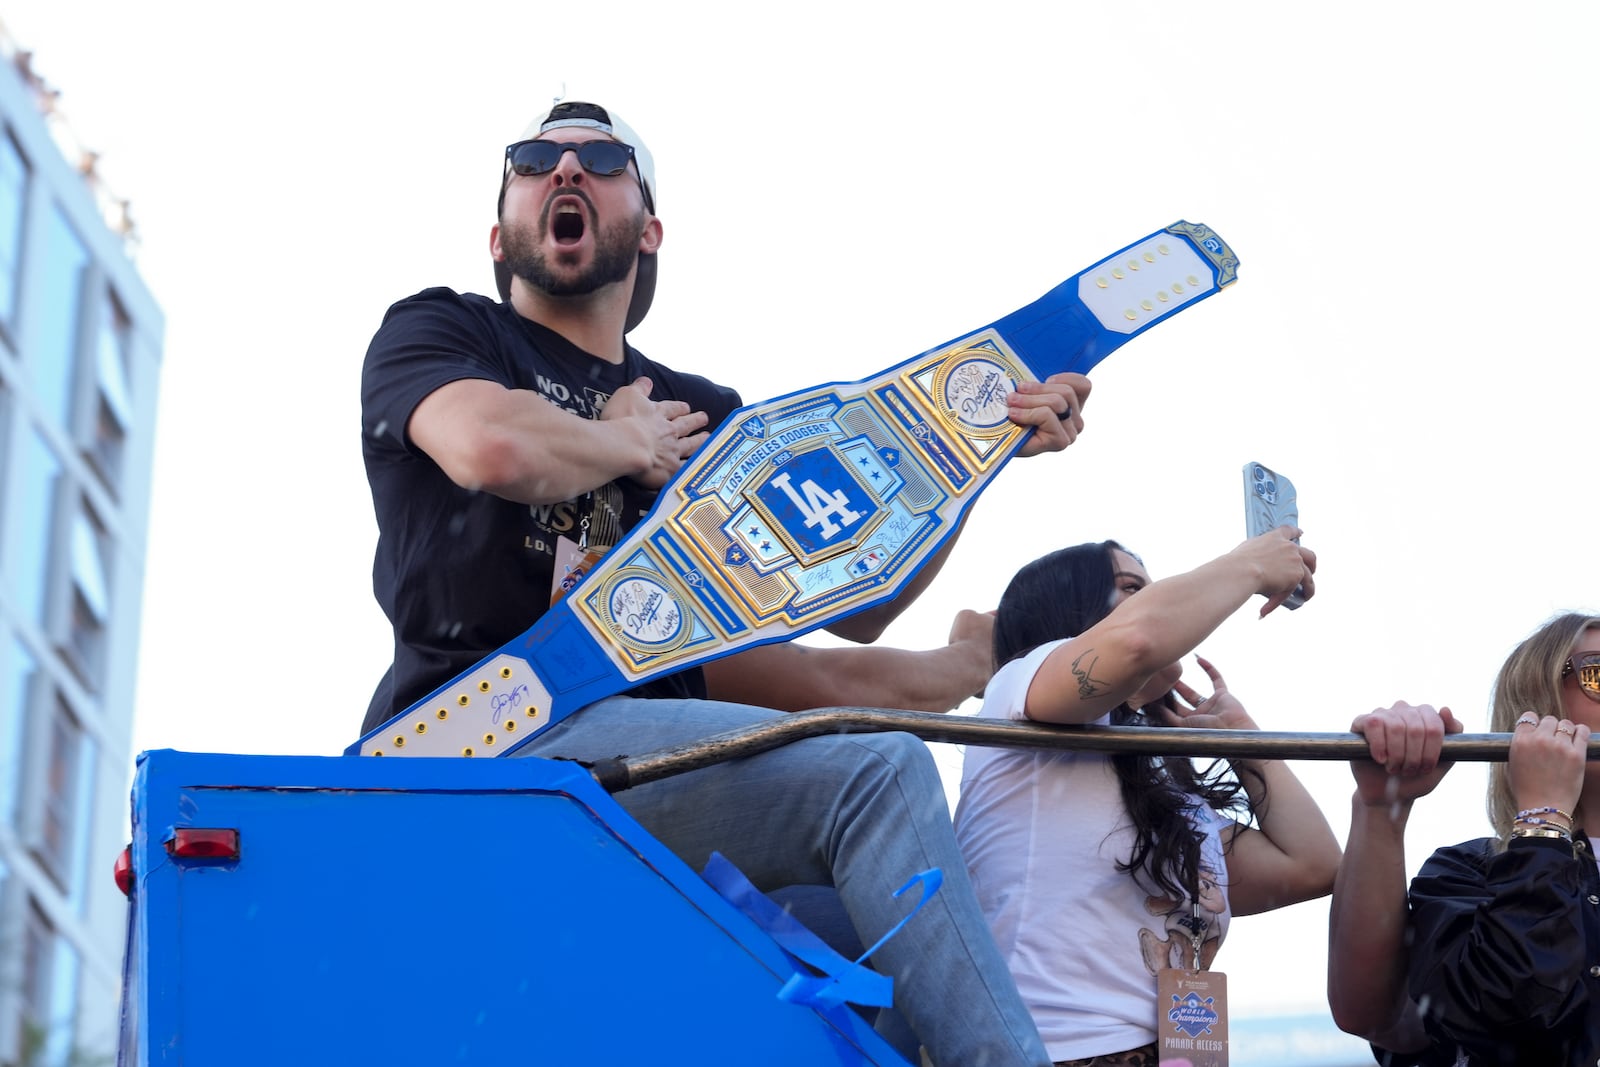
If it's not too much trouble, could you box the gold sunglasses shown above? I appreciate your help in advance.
[1562,650,1600,703]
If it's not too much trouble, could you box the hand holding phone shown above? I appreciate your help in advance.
[1243,461,1306,610]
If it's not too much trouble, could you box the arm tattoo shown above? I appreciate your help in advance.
[1070,647,1112,699]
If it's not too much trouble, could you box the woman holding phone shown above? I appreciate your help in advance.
[954,528,1340,1065]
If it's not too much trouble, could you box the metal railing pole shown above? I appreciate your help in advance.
[584,706,1584,793]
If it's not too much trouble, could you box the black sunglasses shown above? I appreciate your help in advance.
[503,139,652,210]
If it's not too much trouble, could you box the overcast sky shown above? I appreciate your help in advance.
[8,0,1597,1023]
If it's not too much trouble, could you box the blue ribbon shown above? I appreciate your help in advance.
[701,852,943,1011]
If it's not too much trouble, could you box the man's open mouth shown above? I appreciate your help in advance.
[551,204,586,244]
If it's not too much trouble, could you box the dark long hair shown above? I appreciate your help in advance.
[993,541,1258,903]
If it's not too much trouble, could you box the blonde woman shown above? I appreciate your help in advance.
[1330,612,1600,1066]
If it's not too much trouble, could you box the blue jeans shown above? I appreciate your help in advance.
[519,695,1049,1067]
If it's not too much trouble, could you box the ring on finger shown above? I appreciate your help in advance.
[1516,714,1539,728]
[1557,720,1577,735]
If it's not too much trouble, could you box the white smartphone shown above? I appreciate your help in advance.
[1243,461,1305,609]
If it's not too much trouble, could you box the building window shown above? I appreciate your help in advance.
[0,636,34,831]
[19,899,51,1060]
[4,426,62,626]
[10,683,99,910]
[33,698,88,894]
[0,130,25,333]
[15,897,79,1066]
[46,916,82,1065]
[31,205,89,427]
[86,292,133,493]
[60,503,111,690]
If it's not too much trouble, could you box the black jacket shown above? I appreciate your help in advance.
[1375,832,1600,1066]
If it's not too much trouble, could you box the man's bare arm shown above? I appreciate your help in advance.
[704,610,994,713]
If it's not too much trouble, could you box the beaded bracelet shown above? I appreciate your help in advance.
[1516,806,1575,822]
[1516,816,1571,829]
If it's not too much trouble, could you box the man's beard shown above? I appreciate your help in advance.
[500,204,644,297]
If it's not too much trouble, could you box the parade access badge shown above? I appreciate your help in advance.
[352,221,1240,759]
[550,535,607,608]
[1157,908,1229,1067]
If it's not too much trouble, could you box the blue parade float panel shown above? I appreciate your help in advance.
[118,750,912,1066]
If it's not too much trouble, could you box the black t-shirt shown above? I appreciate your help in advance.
[359,288,742,735]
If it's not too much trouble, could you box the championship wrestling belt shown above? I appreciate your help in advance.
[351,221,1238,758]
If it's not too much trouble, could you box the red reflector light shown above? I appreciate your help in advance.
[114,846,134,897]
[165,828,241,860]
